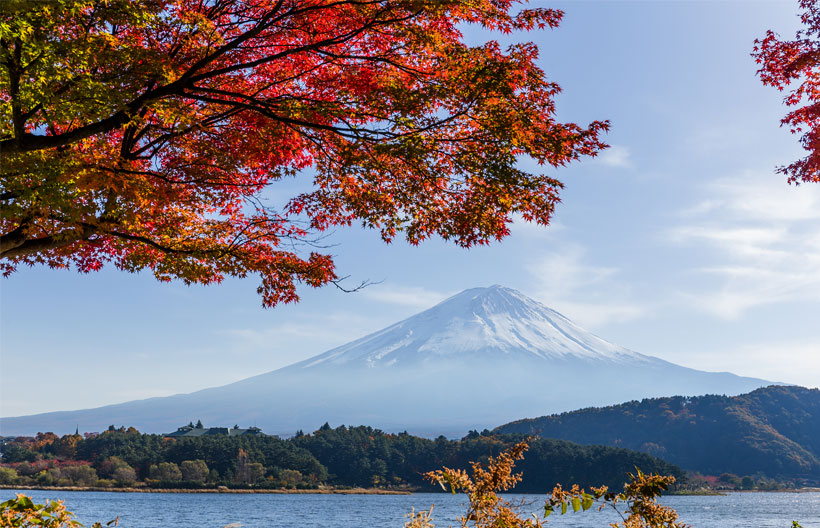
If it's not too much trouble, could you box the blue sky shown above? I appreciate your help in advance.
[2,1,818,418]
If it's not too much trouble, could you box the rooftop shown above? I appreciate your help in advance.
[165,423,265,438]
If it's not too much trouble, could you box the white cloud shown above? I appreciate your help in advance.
[671,171,820,319]
[221,311,381,369]
[509,216,566,239]
[525,244,651,328]
[671,225,789,260]
[695,176,820,222]
[360,284,452,309]
[595,145,633,168]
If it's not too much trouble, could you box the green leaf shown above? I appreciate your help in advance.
[571,497,581,512]
[543,504,553,518]
[582,494,594,511]
[561,501,567,515]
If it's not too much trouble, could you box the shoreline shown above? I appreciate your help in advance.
[4,484,818,496]
[670,488,820,495]
[0,485,412,495]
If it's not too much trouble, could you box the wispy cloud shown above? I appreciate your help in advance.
[525,244,651,327]
[671,172,820,319]
[509,216,566,239]
[680,175,820,222]
[360,284,452,310]
[221,311,381,368]
[595,145,633,168]
[670,226,789,260]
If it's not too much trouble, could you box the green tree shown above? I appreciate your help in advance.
[180,460,209,483]
[246,463,265,485]
[111,466,137,486]
[0,466,18,485]
[234,448,265,485]
[58,465,98,487]
[149,462,182,482]
[278,469,303,488]
[718,473,741,489]
[96,456,131,478]
[1,444,37,462]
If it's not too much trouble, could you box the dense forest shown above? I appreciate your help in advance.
[0,425,682,493]
[495,385,820,484]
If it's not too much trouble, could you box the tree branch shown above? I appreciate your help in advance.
[0,224,95,259]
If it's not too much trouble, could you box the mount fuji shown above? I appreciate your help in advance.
[0,286,773,437]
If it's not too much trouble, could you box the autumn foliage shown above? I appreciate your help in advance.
[0,0,607,305]
[754,0,820,184]
[412,441,687,528]
[0,494,116,528]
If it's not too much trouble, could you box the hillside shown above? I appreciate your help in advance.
[0,286,771,437]
[495,385,820,482]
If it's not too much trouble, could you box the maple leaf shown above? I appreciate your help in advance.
[0,0,608,306]
[754,0,820,184]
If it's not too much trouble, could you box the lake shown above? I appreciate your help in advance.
[3,489,819,527]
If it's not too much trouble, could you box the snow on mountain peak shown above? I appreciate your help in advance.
[292,286,650,370]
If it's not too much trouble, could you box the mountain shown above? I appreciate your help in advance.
[0,285,773,437]
[494,385,820,481]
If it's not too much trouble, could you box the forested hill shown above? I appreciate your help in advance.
[494,385,820,482]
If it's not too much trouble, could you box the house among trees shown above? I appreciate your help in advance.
[165,421,265,438]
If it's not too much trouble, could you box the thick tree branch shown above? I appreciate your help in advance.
[0,224,95,259]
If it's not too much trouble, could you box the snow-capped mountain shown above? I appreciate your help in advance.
[289,285,649,369]
[0,286,773,437]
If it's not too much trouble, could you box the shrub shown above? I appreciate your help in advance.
[0,494,116,528]
[411,441,688,528]
[148,462,182,481]
[111,466,137,486]
[0,467,19,485]
[180,460,209,483]
[58,466,98,487]
[278,469,304,488]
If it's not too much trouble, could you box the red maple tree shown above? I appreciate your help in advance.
[1,0,608,306]
[755,0,820,184]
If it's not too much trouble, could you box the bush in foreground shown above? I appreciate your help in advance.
[0,494,115,528]
[409,441,687,528]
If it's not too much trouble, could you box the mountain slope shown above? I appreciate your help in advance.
[284,285,651,368]
[0,286,773,437]
[494,385,820,481]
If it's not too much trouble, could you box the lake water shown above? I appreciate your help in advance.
[4,489,819,527]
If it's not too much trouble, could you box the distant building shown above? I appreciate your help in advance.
[165,423,265,438]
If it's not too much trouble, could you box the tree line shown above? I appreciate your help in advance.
[0,424,682,492]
